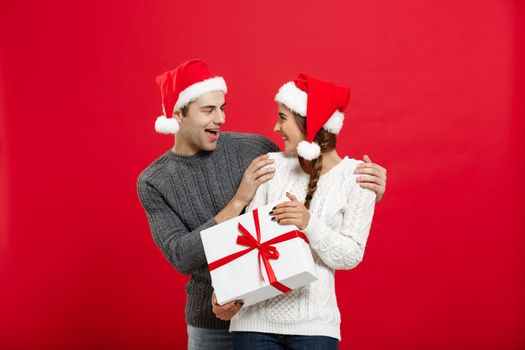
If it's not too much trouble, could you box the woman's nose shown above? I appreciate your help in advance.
[273,122,280,133]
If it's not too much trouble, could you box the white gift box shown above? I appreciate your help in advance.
[200,199,318,307]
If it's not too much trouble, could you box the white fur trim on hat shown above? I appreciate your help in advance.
[274,82,307,116]
[297,140,321,160]
[323,110,344,134]
[174,76,227,111]
[155,115,180,134]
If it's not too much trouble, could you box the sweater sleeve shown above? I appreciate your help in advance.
[302,179,376,270]
[137,177,216,275]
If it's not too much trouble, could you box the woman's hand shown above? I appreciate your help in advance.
[211,293,243,321]
[355,155,387,202]
[270,193,311,230]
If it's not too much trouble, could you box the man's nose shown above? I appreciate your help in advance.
[214,109,225,125]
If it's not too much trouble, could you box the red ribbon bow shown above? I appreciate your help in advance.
[208,208,309,294]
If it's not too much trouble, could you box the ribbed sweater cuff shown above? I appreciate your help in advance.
[301,214,329,244]
[230,318,341,340]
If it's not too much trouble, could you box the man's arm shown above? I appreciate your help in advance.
[138,153,276,275]
[137,179,214,275]
[232,133,281,158]
[215,154,275,223]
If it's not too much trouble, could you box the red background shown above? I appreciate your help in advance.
[1,1,524,349]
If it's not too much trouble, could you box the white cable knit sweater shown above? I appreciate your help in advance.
[229,152,376,340]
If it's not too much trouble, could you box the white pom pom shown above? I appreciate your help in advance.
[323,110,344,134]
[155,116,180,134]
[297,141,321,160]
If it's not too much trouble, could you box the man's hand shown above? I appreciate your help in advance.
[270,193,311,230]
[211,293,243,321]
[215,154,275,224]
[234,154,275,206]
[355,155,387,202]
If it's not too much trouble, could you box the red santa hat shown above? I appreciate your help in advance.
[274,73,350,160]
[155,59,227,134]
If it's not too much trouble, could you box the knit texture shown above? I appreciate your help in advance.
[137,132,279,329]
[229,152,376,340]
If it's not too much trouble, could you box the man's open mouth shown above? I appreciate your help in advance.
[205,129,220,140]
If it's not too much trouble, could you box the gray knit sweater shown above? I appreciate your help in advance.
[137,132,279,329]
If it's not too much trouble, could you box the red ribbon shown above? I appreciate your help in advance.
[208,209,309,294]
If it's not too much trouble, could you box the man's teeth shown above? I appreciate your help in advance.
[206,129,219,134]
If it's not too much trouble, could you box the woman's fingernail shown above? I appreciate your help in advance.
[269,211,274,215]
[271,217,276,221]
[272,206,276,210]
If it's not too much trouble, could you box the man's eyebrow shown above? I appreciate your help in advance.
[199,105,217,110]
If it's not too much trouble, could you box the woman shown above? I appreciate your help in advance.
[214,73,379,349]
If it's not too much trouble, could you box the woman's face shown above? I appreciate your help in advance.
[274,103,306,154]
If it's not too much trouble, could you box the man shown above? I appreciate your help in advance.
[137,59,387,350]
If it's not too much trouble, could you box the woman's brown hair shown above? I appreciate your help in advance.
[292,114,337,209]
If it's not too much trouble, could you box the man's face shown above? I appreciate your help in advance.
[176,91,226,154]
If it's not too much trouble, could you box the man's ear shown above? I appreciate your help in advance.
[173,110,183,122]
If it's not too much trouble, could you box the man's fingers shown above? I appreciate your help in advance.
[356,167,381,177]
[356,175,386,186]
[254,165,276,180]
[220,300,240,311]
[356,158,386,170]
[359,182,383,193]
[249,155,274,172]
[215,301,243,320]
[227,303,242,315]
[218,308,239,320]
[357,163,386,172]
[215,310,233,320]
[253,154,270,163]
[355,165,386,177]
[255,173,275,185]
